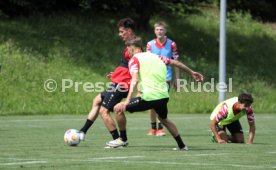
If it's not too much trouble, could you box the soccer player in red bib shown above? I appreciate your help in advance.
[78,18,136,143]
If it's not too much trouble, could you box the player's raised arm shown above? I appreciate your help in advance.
[159,56,204,81]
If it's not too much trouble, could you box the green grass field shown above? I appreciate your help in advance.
[1,114,276,170]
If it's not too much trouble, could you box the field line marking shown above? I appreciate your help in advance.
[80,159,269,169]
[90,156,144,160]
[189,153,228,157]
[0,158,35,160]
[0,161,47,166]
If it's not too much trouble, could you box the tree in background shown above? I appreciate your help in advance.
[227,0,276,22]
[0,0,204,31]
[1,0,275,29]
[78,0,204,31]
[0,0,79,17]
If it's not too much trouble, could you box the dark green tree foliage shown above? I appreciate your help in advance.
[0,0,79,16]
[1,0,275,26]
[76,0,204,31]
[0,0,203,30]
[227,0,276,22]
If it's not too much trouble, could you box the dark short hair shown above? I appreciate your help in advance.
[117,18,136,31]
[125,37,143,48]
[238,93,253,105]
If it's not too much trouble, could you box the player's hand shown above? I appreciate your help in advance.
[217,139,227,144]
[114,102,126,113]
[192,72,204,81]
[106,72,113,79]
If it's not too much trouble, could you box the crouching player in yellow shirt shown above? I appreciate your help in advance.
[210,93,255,144]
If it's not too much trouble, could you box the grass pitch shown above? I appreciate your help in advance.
[1,114,276,170]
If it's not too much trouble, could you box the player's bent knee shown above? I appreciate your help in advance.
[99,108,109,117]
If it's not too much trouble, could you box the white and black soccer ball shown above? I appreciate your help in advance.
[64,129,81,146]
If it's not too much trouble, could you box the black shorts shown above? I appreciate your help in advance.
[216,120,243,134]
[126,97,169,119]
[101,83,128,111]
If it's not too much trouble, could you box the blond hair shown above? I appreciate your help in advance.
[154,21,167,29]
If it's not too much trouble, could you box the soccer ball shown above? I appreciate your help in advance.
[64,129,81,146]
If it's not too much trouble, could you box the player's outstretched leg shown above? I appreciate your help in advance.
[79,94,102,141]
[158,117,188,151]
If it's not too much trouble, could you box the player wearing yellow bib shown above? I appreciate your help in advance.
[210,93,255,144]
[102,37,204,150]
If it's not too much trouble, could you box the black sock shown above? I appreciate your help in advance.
[158,122,163,130]
[120,130,127,142]
[174,135,185,149]
[151,122,157,130]
[110,129,120,140]
[80,119,94,134]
